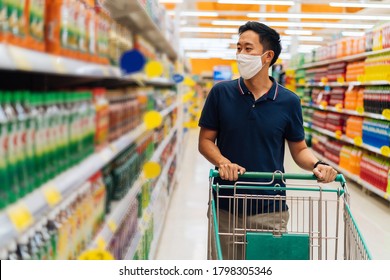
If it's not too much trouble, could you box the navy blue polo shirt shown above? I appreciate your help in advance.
[199,76,305,214]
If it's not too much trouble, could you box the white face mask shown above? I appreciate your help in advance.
[236,52,268,80]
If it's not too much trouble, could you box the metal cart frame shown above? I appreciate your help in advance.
[207,170,372,260]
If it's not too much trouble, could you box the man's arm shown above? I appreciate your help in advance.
[287,140,337,183]
[198,127,245,181]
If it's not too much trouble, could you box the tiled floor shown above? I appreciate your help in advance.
[155,128,390,260]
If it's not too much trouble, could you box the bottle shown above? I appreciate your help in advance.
[3,91,20,203]
[12,91,31,195]
[27,228,40,259]
[7,240,20,260]
[16,233,32,260]
[0,92,10,209]
[47,212,59,260]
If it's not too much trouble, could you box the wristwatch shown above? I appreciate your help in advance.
[313,160,330,169]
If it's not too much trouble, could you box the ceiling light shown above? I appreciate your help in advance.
[211,20,374,29]
[330,2,390,9]
[247,12,390,21]
[342,31,365,37]
[180,27,238,33]
[285,30,313,36]
[218,0,294,6]
[180,11,219,17]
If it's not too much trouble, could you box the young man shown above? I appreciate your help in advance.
[198,21,337,260]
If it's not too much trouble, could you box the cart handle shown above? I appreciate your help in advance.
[209,169,346,184]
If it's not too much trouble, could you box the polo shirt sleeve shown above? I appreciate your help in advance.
[198,86,219,131]
[285,96,305,142]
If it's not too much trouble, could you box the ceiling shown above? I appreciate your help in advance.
[159,0,390,62]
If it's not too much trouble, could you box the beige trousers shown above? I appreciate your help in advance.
[209,209,289,260]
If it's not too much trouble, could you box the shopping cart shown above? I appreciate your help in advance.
[207,170,372,260]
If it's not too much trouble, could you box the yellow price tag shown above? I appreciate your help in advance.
[356,106,364,115]
[337,76,345,84]
[335,130,342,139]
[108,220,118,233]
[354,136,363,146]
[78,249,114,260]
[335,103,343,112]
[382,109,390,120]
[143,162,161,179]
[320,101,328,109]
[384,193,389,200]
[97,236,107,250]
[298,78,306,85]
[7,203,34,232]
[43,185,62,207]
[9,47,32,71]
[380,146,390,157]
[321,77,328,84]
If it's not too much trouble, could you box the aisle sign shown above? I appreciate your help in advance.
[43,185,62,207]
[7,203,34,232]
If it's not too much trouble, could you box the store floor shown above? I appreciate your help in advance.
[155,128,390,260]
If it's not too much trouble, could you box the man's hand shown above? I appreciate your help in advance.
[313,164,337,183]
[218,162,246,181]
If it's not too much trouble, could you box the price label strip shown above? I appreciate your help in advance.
[51,57,67,74]
[9,46,32,71]
[353,136,363,147]
[108,220,118,233]
[7,203,34,232]
[380,146,390,157]
[382,109,390,121]
[335,130,342,140]
[43,185,62,207]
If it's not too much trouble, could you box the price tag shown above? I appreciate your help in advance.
[380,146,390,157]
[109,144,118,153]
[321,77,328,84]
[97,236,107,249]
[354,136,363,146]
[337,76,345,84]
[357,75,365,83]
[320,101,328,109]
[100,152,111,163]
[43,185,62,207]
[384,193,389,200]
[335,103,343,112]
[335,130,342,140]
[51,57,66,74]
[101,66,110,77]
[382,109,390,120]
[9,46,32,71]
[7,203,34,232]
[356,106,365,115]
[107,220,118,233]
[298,78,306,85]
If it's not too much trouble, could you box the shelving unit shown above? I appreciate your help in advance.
[89,120,179,252]
[312,150,390,202]
[0,102,178,251]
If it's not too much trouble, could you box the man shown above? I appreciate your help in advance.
[198,21,337,260]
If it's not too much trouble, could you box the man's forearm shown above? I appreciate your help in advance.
[198,139,230,167]
[293,147,318,171]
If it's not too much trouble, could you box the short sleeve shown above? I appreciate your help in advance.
[285,97,305,142]
[198,87,219,130]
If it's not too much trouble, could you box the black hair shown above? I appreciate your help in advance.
[238,21,282,66]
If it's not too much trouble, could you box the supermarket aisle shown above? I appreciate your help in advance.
[156,128,390,260]
[155,129,211,260]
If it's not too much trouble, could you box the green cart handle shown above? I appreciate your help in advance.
[209,169,347,184]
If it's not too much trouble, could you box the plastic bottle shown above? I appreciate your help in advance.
[27,0,46,51]
[0,92,10,209]
[16,233,32,260]
[3,92,21,203]
[47,212,59,260]
[7,240,20,260]
[13,91,31,195]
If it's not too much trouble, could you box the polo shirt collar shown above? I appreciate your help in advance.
[238,76,279,101]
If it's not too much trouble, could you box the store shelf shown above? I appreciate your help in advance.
[124,146,178,260]
[302,103,388,121]
[300,48,390,70]
[89,120,179,252]
[312,150,390,202]
[0,44,121,78]
[310,124,389,158]
[0,103,178,250]
[306,81,390,87]
[104,0,177,61]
